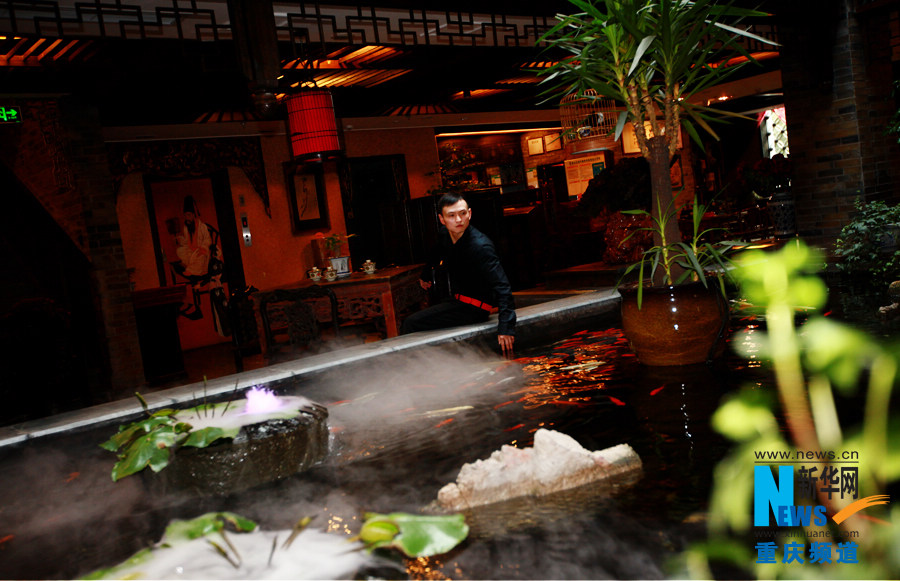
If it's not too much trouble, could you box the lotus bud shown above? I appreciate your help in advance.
[359,519,399,544]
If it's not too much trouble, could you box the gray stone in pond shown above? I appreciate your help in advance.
[143,402,329,497]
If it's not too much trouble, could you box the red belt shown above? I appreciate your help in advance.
[454,294,494,312]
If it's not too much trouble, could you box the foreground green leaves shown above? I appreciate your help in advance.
[677,241,900,579]
[359,512,469,557]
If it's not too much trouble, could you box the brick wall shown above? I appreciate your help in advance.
[2,100,89,255]
[2,98,146,399]
[59,97,146,395]
[779,0,900,250]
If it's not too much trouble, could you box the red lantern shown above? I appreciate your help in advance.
[286,89,341,161]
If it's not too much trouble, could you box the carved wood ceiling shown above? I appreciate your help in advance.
[0,1,780,125]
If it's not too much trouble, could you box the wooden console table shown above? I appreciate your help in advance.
[132,285,187,383]
[277,264,426,338]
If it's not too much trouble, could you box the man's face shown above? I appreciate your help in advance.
[439,200,471,238]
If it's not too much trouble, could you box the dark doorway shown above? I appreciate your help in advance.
[0,163,106,425]
[340,155,414,268]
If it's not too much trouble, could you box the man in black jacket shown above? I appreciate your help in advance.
[400,192,516,356]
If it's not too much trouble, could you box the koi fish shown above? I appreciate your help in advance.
[546,400,591,407]
[423,406,473,418]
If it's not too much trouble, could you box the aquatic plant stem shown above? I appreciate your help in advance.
[268,535,278,567]
[135,392,150,415]
[766,302,818,454]
[808,374,842,450]
[220,529,242,566]
[207,539,240,569]
[865,353,895,491]
[221,379,239,417]
[765,300,851,525]
[282,516,314,549]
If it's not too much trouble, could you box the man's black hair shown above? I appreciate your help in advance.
[437,191,467,213]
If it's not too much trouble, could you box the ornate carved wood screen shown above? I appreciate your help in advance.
[107,137,270,215]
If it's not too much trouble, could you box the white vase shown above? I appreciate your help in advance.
[329,256,351,277]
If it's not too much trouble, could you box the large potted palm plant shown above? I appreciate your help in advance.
[540,0,772,365]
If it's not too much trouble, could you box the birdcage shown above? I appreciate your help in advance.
[559,90,618,155]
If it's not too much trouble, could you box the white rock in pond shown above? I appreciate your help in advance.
[436,429,641,511]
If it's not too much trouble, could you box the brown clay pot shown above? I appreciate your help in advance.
[620,281,729,366]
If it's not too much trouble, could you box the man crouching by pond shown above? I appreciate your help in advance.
[400,192,516,357]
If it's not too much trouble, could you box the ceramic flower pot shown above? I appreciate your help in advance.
[619,281,729,366]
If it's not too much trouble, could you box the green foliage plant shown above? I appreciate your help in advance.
[539,0,773,250]
[888,79,900,143]
[676,241,899,579]
[834,197,900,286]
[100,393,305,481]
[100,402,239,481]
[620,194,739,307]
[319,232,355,257]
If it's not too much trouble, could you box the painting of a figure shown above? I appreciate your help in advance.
[148,178,231,350]
[285,161,329,232]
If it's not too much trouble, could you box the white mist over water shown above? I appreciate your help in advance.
[302,343,524,462]
[224,342,529,559]
[0,334,699,580]
[0,341,522,579]
[85,526,382,580]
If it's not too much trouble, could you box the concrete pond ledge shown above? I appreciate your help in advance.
[0,289,621,448]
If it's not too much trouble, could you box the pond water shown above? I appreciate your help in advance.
[1,313,771,580]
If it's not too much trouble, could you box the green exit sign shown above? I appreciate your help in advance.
[0,106,22,123]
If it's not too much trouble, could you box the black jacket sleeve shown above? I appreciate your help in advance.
[472,237,516,336]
